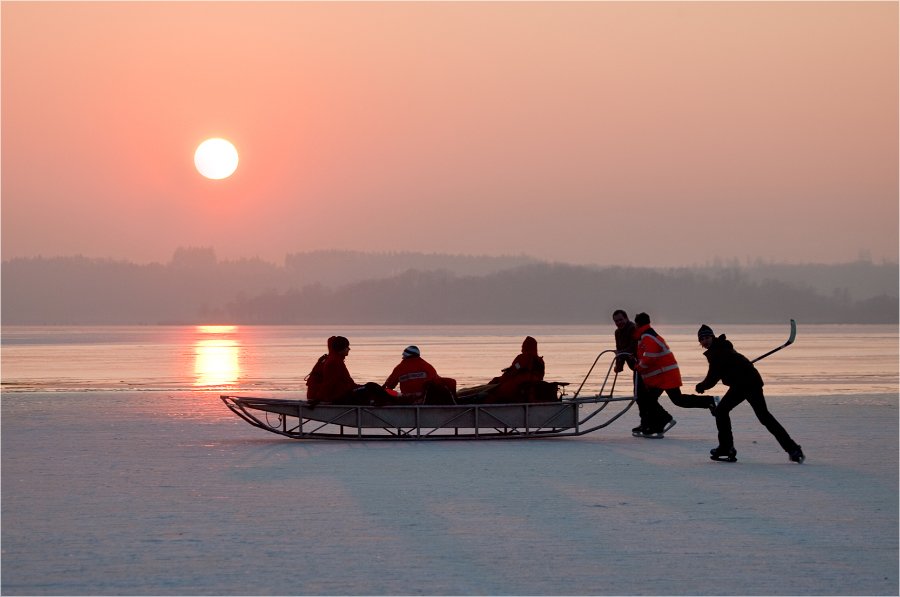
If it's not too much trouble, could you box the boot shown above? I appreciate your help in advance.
[710,445,737,462]
[789,446,806,464]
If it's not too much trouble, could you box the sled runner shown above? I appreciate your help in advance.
[221,350,636,441]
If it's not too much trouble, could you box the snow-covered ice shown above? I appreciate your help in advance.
[2,392,897,595]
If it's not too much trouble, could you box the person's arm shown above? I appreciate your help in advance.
[498,354,528,383]
[424,361,438,383]
[635,338,657,375]
[695,357,721,393]
[322,358,356,400]
[615,335,638,372]
[383,364,401,390]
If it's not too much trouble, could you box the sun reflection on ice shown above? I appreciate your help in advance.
[194,326,241,388]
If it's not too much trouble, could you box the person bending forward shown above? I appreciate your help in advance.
[695,325,805,463]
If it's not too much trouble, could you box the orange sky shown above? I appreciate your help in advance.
[2,2,897,267]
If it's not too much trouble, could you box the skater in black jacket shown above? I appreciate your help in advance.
[694,325,805,463]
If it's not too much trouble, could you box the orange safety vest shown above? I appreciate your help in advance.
[635,324,682,389]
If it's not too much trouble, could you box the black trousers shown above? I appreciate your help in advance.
[637,384,711,427]
[333,382,395,406]
[715,385,799,453]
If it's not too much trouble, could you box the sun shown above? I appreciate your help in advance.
[194,139,238,179]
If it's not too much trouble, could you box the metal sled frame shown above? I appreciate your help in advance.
[221,350,635,441]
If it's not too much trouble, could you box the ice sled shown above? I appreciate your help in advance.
[221,350,634,441]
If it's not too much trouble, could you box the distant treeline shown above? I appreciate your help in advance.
[226,265,896,325]
[671,258,899,303]
[3,249,897,325]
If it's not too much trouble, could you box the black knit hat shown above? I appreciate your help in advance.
[698,325,714,339]
[402,346,420,359]
[333,336,350,352]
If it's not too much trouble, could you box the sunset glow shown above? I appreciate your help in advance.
[194,139,238,179]
[193,326,240,387]
[2,2,897,266]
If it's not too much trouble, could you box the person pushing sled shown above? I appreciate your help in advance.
[694,324,805,464]
[631,312,716,437]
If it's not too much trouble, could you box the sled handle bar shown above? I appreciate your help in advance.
[573,349,628,399]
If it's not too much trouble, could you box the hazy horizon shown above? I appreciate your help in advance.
[3,2,897,268]
[4,251,896,326]
[4,246,898,270]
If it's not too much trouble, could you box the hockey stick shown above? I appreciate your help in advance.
[751,319,796,363]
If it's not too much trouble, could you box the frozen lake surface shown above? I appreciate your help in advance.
[3,324,897,593]
[2,391,897,595]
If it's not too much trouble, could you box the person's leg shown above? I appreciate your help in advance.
[361,382,395,406]
[633,373,649,430]
[744,388,799,453]
[638,385,671,431]
[667,387,715,410]
[332,387,367,405]
[714,388,745,449]
[486,378,524,403]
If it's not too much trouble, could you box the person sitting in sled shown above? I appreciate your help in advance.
[305,336,335,400]
[486,336,545,403]
[309,336,395,407]
[633,312,716,436]
[695,325,805,463]
[383,346,456,405]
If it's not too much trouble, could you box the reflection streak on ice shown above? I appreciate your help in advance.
[194,326,241,388]
[0,324,895,395]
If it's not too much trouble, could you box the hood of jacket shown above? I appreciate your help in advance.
[706,334,733,354]
[522,336,538,355]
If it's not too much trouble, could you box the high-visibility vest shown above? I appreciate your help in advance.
[635,324,682,389]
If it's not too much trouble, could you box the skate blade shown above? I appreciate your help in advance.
[710,455,738,462]
[662,419,677,433]
[639,432,665,439]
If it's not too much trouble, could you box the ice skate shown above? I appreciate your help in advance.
[789,446,806,464]
[708,395,720,417]
[641,418,676,439]
[631,425,646,437]
[710,445,737,462]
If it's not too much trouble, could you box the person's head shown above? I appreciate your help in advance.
[332,336,350,356]
[402,345,420,359]
[612,309,629,330]
[698,325,715,349]
[634,312,650,327]
[522,336,538,354]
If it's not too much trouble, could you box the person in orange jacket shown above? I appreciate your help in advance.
[487,336,545,403]
[305,336,335,400]
[383,345,455,405]
[310,336,394,407]
[633,313,716,436]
